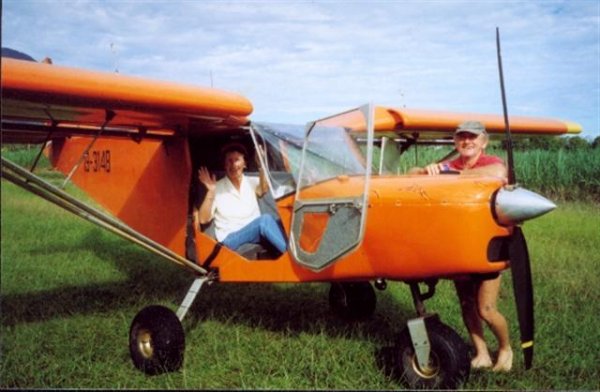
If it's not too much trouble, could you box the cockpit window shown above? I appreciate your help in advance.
[299,124,366,187]
[252,121,366,196]
[251,122,304,198]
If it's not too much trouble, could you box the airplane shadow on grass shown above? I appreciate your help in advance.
[2,228,421,377]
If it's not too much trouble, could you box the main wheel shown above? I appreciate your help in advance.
[129,305,185,375]
[394,320,470,389]
[329,282,376,320]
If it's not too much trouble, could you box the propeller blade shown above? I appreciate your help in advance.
[509,226,534,369]
[496,27,517,185]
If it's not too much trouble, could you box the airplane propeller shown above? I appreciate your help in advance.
[508,226,534,369]
[496,26,536,369]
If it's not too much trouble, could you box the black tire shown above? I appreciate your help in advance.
[395,320,470,389]
[129,305,185,375]
[329,282,377,320]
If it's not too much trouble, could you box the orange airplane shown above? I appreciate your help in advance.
[1,46,581,389]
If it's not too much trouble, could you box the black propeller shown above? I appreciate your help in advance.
[508,226,534,369]
[496,27,535,369]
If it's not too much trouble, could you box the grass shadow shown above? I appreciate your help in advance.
[2,227,427,380]
[3,225,418,324]
[1,230,189,326]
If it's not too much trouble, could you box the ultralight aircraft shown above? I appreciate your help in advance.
[0,33,582,388]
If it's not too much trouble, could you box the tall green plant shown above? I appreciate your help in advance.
[1,145,50,170]
[511,148,600,201]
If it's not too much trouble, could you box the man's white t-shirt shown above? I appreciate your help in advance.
[212,175,261,242]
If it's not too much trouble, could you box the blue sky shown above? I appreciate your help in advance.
[2,0,598,139]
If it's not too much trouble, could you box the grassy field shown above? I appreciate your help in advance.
[1,164,599,389]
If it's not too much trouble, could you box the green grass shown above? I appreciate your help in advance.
[376,144,600,202]
[2,165,599,389]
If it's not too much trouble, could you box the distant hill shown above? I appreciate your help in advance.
[1,48,36,61]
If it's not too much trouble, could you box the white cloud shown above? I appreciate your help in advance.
[2,0,598,136]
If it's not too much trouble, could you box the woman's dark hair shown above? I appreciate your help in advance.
[220,142,248,161]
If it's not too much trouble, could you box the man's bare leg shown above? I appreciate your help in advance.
[476,275,513,372]
[455,279,493,368]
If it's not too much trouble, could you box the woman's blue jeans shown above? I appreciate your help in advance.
[222,214,287,253]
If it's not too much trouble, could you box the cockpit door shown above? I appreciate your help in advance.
[289,104,374,271]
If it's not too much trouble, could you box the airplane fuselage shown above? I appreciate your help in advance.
[49,135,510,284]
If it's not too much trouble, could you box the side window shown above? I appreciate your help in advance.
[251,122,302,199]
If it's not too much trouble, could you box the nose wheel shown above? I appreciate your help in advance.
[390,281,470,389]
[394,317,470,389]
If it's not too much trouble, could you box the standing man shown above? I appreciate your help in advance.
[410,120,513,372]
[196,143,287,255]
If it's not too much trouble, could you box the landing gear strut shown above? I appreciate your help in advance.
[394,280,470,389]
[129,274,214,374]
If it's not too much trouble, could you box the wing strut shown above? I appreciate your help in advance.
[30,111,58,173]
[61,109,116,189]
[1,156,207,276]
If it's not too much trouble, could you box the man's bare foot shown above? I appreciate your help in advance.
[471,355,493,369]
[492,348,513,372]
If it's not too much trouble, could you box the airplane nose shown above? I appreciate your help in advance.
[493,186,557,226]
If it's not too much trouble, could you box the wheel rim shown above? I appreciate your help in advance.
[410,351,440,379]
[136,328,154,359]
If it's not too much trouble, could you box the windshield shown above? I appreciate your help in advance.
[251,122,303,199]
[299,123,366,187]
[251,121,367,198]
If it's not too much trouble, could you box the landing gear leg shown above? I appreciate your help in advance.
[176,275,212,321]
[129,274,214,374]
[393,280,470,389]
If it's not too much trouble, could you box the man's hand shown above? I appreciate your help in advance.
[198,166,217,192]
[424,162,450,175]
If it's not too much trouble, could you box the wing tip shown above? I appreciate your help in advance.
[565,121,583,134]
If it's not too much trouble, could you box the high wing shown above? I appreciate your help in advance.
[321,106,582,140]
[1,57,253,143]
[2,57,582,144]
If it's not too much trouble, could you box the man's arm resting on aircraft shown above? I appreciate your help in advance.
[408,162,507,180]
[408,163,451,175]
[407,166,427,175]
[460,163,507,180]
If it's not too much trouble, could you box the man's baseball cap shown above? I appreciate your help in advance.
[455,120,487,136]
